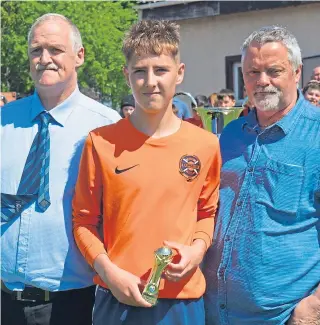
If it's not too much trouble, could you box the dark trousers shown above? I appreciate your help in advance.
[93,286,205,325]
[1,286,95,325]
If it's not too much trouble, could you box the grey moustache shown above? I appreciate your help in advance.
[36,64,58,71]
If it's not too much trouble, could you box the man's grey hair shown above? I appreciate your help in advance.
[241,26,302,71]
[28,13,83,52]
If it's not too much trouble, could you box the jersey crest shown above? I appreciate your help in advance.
[179,155,201,182]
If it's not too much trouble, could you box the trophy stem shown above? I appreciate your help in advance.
[142,247,173,306]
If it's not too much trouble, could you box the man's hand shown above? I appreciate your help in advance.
[163,239,206,282]
[287,285,320,325]
[94,254,152,308]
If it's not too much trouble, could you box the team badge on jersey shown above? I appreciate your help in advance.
[179,155,201,182]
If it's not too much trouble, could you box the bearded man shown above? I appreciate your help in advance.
[203,26,320,325]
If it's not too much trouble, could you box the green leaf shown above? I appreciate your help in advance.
[1,0,137,106]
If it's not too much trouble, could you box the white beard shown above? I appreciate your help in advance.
[253,88,282,112]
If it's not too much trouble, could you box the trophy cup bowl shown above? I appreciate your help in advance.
[142,246,173,306]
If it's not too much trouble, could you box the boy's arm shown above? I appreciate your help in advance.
[94,253,151,307]
[193,139,222,249]
[72,133,107,267]
[72,133,151,308]
[165,140,221,281]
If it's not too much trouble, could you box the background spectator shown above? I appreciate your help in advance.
[172,103,179,116]
[120,94,135,118]
[172,97,192,119]
[217,89,236,107]
[0,95,8,107]
[239,96,254,117]
[239,86,253,117]
[208,93,218,107]
[303,80,320,106]
[184,94,207,128]
[311,66,320,82]
[194,94,210,108]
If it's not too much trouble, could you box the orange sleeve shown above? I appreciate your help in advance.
[192,139,222,249]
[72,133,107,267]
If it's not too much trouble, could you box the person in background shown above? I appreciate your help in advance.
[239,86,254,117]
[173,96,192,119]
[1,13,120,325]
[195,94,210,108]
[172,103,179,116]
[120,94,135,118]
[208,93,218,107]
[303,80,320,106]
[311,66,320,82]
[184,94,207,128]
[217,89,236,108]
[239,96,254,117]
[203,25,320,325]
[0,95,7,107]
[208,92,227,135]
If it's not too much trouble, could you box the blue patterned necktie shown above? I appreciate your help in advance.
[1,111,52,221]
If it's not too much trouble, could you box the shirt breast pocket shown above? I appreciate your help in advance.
[256,159,304,215]
[256,160,305,267]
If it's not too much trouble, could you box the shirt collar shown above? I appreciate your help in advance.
[243,90,305,135]
[30,85,81,126]
[275,90,305,135]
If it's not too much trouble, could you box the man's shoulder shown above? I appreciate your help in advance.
[77,93,121,122]
[1,96,33,123]
[301,100,320,122]
[1,96,33,112]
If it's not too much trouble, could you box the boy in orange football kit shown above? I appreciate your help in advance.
[72,20,221,325]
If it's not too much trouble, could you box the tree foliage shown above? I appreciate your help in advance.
[1,1,137,106]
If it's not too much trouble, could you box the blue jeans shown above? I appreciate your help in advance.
[93,286,205,325]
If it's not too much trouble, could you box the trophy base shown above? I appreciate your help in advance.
[142,284,159,306]
[142,292,157,306]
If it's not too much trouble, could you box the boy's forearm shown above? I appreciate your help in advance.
[191,238,207,260]
[192,217,214,249]
[93,253,116,285]
[73,224,107,268]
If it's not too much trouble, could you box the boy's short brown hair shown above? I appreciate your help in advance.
[122,20,180,63]
[217,89,235,101]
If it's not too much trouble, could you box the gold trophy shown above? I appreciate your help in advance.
[142,246,173,306]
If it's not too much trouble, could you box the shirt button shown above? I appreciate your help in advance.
[237,201,242,206]
[248,167,253,172]
[219,268,225,277]
[220,304,226,309]
[225,235,230,242]
[18,267,23,273]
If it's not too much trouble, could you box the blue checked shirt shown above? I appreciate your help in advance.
[203,91,320,325]
[1,87,120,291]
